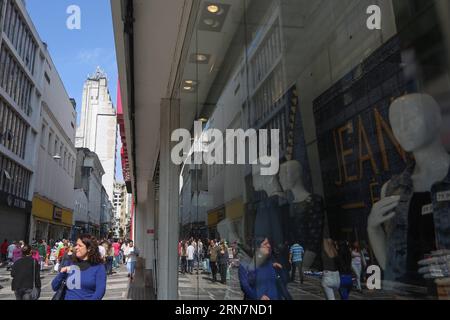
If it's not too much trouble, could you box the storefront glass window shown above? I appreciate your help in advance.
[176,0,450,300]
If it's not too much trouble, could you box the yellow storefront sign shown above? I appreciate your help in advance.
[32,196,73,227]
[208,211,219,226]
[225,198,244,221]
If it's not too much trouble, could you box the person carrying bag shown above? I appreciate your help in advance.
[11,244,41,300]
[52,274,68,300]
[31,260,40,300]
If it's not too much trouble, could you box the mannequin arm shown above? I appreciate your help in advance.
[367,183,400,270]
[367,225,388,270]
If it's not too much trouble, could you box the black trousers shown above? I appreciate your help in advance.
[181,257,187,273]
[210,261,218,281]
[219,263,227,284]
[14,288,34,300]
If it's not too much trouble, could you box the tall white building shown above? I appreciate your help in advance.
[113,181,127,237]
[75,67,117,201]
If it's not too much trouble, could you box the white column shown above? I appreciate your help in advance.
[135,202,146,253]
[157,98,180,300]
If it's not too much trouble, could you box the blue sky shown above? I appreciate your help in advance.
[26,0,123,182]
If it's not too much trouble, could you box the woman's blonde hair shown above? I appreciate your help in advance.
[323,238,338,258]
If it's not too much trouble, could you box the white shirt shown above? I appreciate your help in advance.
[7,244,15,259]
[125,247,137,263]
[98,245,106,258]
[187,245,195,260]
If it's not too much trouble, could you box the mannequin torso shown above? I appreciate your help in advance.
[368,94,450,284]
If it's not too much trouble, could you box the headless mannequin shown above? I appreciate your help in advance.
[368,93,450,272]
[252,164,284,198]
[279,160,311,203]
[279,160,324,270]
[252,164,284,252]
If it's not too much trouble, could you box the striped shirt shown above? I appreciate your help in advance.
[290,244,304,263]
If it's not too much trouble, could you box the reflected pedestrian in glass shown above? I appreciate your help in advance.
[337,241,353,300]
[180,241,188,274]
[239,238,291,300]
[208,240,219,282]
[321,239,341,300]
[218,241,229,284]
[289,241,304,284]
[351,241,364,292]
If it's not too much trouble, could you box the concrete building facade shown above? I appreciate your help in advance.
[73,148,105,238]
[0,0,76,242]
[75,67,117,202]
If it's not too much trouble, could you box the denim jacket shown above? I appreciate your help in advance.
[384,160,450,283]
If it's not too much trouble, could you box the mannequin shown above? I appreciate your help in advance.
[252,163,285,198]
[279,160,325,270]
[368,93,450,284]
[252,163,285,252]
[279,160,311,203]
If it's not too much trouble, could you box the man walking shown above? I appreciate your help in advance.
[37,240,47,271]
[187,241,195,274]
[112,240,121,269]
[289,241,305,284]
[208,240,219,282]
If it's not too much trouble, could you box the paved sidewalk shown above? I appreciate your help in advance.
[176,260,433,300]
[0,264,133,300]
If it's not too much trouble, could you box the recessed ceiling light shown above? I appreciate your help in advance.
[195,54,208,62]
[189,53,210,64]
[183,86,193,91]
[207,5,220,14]
[203,19,221,28]
[204,18,215,26]
[184,80,198,86]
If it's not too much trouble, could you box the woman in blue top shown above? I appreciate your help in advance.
[52,234,106,300]
[239,237,290,300]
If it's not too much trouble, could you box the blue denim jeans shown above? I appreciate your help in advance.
[339,274,353,300]
[127,261,136,276]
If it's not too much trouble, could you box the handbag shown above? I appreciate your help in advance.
[52,276,67,300]
[31,260,40,300]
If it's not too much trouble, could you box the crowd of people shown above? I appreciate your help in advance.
[178,238,239,285]
[238,238,370,301]
[2,234,370,300]
[176,235,370,301]
[0,236,140,300]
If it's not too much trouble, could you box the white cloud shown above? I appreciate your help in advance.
[77,48,105,64]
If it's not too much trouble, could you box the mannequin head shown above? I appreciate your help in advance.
[389,93,442,152]
[279,160,303,191]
